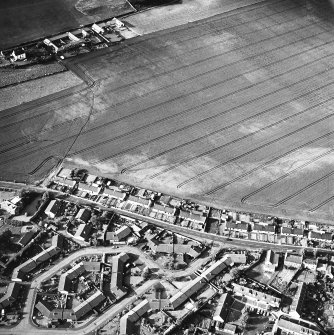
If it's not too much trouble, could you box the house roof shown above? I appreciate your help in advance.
[110,253,129,299]
[227,221,248,231]
[35,300,53,318]
[0,282,21,309]
[232,283,281,306]
[106,225,132,241]
[103,188,124,199]
[213,292,234,322]
[51,234,64,249]
[18,231,35,247]
[53,176,76,187]
[78,182,100,194]
[45,200,61,216]
[265,250,279,266]
[75,208,91,223]
[278,319,319,335]
[253,224,275,233]
[127,195,149,206]
[290,282,306,315]
[74,224,92,240]
[285,253,303,265]
[73,290,105,320]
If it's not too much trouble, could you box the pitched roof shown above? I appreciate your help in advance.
[74,224,92,240]
[18,231,35,247]
[75,208,91,223]
[45,200,61,216]
[78,182,100,194]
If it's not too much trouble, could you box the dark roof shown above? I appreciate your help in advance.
[35,300,53,318]
[18,231,35,247]
[51,234,64,249]
[75,208,91,223]
[74,224,92,240]
[45,200,61,216]
[253,224,275,233]
[227,221,248,231]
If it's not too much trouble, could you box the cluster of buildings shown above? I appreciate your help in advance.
[0,18,137,66]
[0,196,22,215]
[35,251,131,324]
[12,234,64,281]
[263,249,334,278]
[120,255,236,335]
[36,290,105,322]
[48,168,334,251]
[0,234,64,311]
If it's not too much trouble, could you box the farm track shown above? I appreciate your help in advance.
[177,113,334,189]
[0,7,314,136]
[2,0,334,220]
[237,143,334,202]
[88,2,305,88]
[272,170,334,207]
[135,87,334,178]
[28,156,60,175]
[2,44,332,167]
[92,57,334,165]
[309,195,334,212]
[92,15,319,97]
[204,132,334,196]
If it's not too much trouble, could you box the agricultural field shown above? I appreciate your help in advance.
[0,0,135,50]
[1,0,334,221]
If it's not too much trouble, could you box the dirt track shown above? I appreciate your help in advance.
[1,0,334,221]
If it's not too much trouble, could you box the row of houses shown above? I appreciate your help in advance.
[109,252,129,300]
[35,290,105,322]
[119,255,235,335]
[12,234,64,281]
[227,222,333,244]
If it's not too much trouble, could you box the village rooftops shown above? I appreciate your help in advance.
[44,199,61,218]
[179,210,206,224]
[310,231,333,241]
[77,182,100,194]
[51,234,64,249]
[232,283,281,308]
[278,318,320,335]
[57,167,72,179]
[17,231,35,247]
[153,204,175,215]
[226,221,248,231]
[75,208,91,223]
[253,223,275,233]
[105,225,132,242]
[53,176,76,188]
[110,252,129,299]
[281,227,304,236]
[74,223,92,241]
[127,195,149,206]
[73,290,105,320]
[213,292,234,323]
[58,262,85,293]
[290,282,306,318]
[285,253,303,267]
[120,299,150,335]
[0,282,21,309]
[103,188,126,200]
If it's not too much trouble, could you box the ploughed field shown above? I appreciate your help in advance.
[1,0,334,221]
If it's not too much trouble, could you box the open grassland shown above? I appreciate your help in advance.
[1,0,334,221]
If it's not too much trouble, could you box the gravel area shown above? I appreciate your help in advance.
[0,62,66,88]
